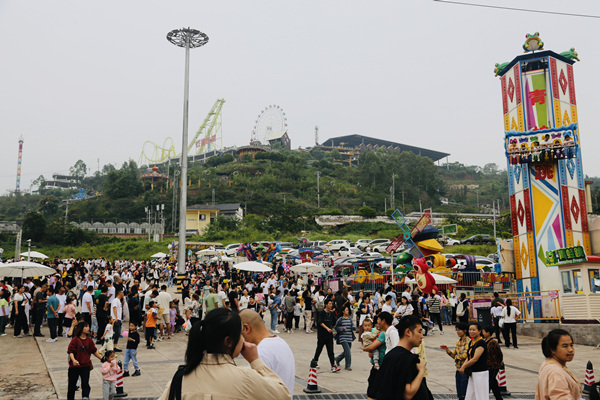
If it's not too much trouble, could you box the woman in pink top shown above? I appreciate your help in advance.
[535,329,581,400]
[63,297,77,337]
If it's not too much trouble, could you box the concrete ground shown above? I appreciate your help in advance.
[4,289,599,400]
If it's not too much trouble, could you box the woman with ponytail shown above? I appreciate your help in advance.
[535,329,581,400]
[158,308,290,400]
[500,299,521,349]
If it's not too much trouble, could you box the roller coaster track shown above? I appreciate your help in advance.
[138,98,225,166]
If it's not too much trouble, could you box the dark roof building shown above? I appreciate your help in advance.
[320,134,450,162]
[187,203,243,219]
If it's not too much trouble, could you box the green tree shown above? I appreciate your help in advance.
[22,211,46,242]
[104,160,143,199]
[32,175,47,195]
[358,206,377,218]
[69,160,88,186]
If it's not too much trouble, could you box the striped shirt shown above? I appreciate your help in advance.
[334,317,355,343]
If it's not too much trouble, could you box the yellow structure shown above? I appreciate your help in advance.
[186,206,219,234]
[185,203,243,234]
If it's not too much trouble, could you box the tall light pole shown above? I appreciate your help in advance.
[316,171,321,208]
[167,27,209,276]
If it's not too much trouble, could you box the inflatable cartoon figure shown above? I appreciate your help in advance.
[412,258,436,294]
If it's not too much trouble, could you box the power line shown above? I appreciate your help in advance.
[433,0,600,19]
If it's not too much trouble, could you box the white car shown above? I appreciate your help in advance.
[339,247,361,257]
[368,239,391,253]
[224,243,241,257]
[326,240,352,253]
[355,239,372,251]
[360,252,385,259]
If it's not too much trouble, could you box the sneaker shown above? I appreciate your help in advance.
[156,337,163,342]
[34,334,45,337]
[122,371,130,377]
[25,333,32,336]
[0,333,6,336]
[16,334,24,338]
[440,331,444,335]
[272,330,280,334]
[345,367,352,371]
[132,369,141,377]
[331,366,341,373]
[147,345,155,349]
[114,348,123,352]
[45,338,57,342]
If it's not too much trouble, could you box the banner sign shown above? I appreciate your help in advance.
[545,245,587,266]
[410,208,432,237]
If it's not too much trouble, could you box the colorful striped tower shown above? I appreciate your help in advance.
[497,35,589,318]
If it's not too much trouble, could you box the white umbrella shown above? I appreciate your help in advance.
[234,261,272,272]
[290,263,325,274]
[151,252,168,258]
[210,256,234,262]
[405,272,458,285]
[19,251,49,259]
[196,249,218,256]
[0,261,57,278]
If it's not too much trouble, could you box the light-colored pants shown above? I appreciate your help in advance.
[304,310,313,332]
[102,379,116,400]
[465,370,489,400]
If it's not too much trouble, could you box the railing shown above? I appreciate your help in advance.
[469,290,561,321]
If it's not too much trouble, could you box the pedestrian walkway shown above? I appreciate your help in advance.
[31,312,598,399]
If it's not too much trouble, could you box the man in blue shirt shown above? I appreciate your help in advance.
[269,290,281,334]
[46,287,60,342]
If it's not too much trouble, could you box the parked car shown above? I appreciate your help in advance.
[360,251,385,259]
[326,239,352,253]
[224,243,241,257]
[339,247,361,257]
[439,236,461,246]
[460,234,495,245]
[308,240,328,251]
[474,256,496,268]
[369,239,391,253]
[355,239,372,251]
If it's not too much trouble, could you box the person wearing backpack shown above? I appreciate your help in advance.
[456,293,470,324]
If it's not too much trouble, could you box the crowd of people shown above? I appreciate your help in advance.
[0,256,596,400]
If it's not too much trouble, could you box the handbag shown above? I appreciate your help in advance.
[76,337,94,371]
[498,317,505,328]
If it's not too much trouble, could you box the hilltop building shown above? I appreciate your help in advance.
[185,203,243,234]
[317,134,450,165]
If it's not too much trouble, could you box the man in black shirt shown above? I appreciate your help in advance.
[95,285,109,345]
[311,299,340,373]
[375,315,432,400]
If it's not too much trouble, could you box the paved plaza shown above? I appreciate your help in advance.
[1,289,598,399]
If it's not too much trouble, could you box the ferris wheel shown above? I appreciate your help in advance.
[252,105,287,145]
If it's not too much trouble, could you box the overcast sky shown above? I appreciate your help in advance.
[1,0,600,194]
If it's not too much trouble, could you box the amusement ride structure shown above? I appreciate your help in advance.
[251,104,287,145]
[138,98,225,166]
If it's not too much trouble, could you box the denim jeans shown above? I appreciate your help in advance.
[442,306,451,324]
[455,370,469,400]
[335,341,352,369]
[270,309,278,331]
[123,348,139,371]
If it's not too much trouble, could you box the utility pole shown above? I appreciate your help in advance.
[493,199,498,241]
[391,173,396,210]
[316,171,321,208]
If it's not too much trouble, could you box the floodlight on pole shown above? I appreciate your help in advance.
[167,27,209,276]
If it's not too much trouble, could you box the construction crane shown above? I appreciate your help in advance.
[138,98,225,166]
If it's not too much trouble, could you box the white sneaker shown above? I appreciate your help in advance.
[45,338,57,343]
[0,333,6,336]
[272,330,280,334]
